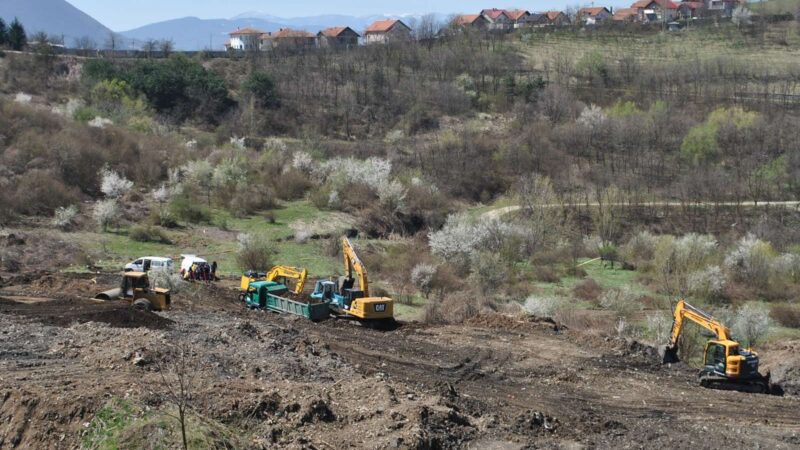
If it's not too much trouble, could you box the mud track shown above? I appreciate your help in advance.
[0,272,798,449]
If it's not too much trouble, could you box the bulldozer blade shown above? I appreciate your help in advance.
[94,288,121,301]
[659,345,680,364]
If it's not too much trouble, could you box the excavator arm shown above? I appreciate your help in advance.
[342,237,369,297]
[662,299,732,362]
[266,266,308,295]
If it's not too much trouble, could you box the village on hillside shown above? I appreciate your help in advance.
[225,0,748,51]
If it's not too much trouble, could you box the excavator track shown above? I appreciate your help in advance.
[699,374,773,395]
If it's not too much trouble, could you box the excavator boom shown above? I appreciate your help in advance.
[666,299,732,349]
[342,237,369,296]
[266,266,308,295]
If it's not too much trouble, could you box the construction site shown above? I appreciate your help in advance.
[1,234,799,449]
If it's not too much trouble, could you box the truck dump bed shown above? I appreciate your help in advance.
[247,281,330,322]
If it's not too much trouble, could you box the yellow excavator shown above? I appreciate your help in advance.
[239,266,308,299]
[311,237,394,323]
[661,300,772,394]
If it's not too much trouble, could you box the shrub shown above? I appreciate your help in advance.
[621,231,657,270]
[686,265,726,301]
[73,106,99,122]
[422,291,495,324]
[732,302,772,346]
[274,170,313,201]
[573,278,603,302]
[129,225,171,244]
[724,234,775,288]
[533,266,560,283]
[469,251,508,295]
[0,250,21,272]
[52,205,79,230]
[12,170,80,215]
[291,151,315,173]
[99,167,133,198]
[770,304,800,329]
[411,263,437,298]
[524,295,560,318]
[93,199,119,231]
[169,195,211,224]
[315,157,392,192]
[243,71,280,109]
[599,287,642,319]
[229,187,276,218]
[149,269,188,293]
[645,311,673,343]
[235,233,275,271]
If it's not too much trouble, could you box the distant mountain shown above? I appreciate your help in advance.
[121,12,451,51]
[0,0,114,48]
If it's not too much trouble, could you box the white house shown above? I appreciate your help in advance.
[226,27,266,50]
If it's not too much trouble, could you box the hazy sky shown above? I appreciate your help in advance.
[67,0,591,31]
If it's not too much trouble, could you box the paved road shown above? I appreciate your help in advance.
[482,200,800,220]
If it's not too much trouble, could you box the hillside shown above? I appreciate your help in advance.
[0,0,113,47]
[2,19,800,449]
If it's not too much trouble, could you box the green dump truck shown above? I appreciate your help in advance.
[244,281,330,322]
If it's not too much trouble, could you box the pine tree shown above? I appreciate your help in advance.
[8,18,26,51]
[0,18,7,46]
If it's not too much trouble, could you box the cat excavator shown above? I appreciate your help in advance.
[661,299,773,394]
[311,237,394,324]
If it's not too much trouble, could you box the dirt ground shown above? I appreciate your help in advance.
[1,271,799,449]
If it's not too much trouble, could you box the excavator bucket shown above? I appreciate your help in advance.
[660,345,680,364]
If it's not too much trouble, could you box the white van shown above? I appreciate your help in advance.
[124,257,174,273]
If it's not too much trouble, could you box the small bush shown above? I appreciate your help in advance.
[411,263,437,298]
[129,225,171,244]
[770,304,800,329]
[0,250,21,272]
[599,287,642,319]
[169,195,211,224]
[12,170,80,215]
[524,295,560,318]
[687,265,726,301]
[52,205,79,230]
[274,170,313,200]
[573,278,603,302]
[229,187,276,218]
[422,290,495,324]
[533,266,560,283]
[645,311,672,343]
[93,199,119,231]
[724,234,775,289]
[99,166,134,198]
[236,233,275,271]
[149,269,188,293]
[73,106,99,122]
[732,302,772,346]
[621,231,657,270]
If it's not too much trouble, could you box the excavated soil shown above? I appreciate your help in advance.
[1,271,799,449]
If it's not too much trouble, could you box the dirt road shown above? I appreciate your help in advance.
[1,273,798,449]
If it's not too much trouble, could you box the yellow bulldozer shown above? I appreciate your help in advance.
[95,272,171,312]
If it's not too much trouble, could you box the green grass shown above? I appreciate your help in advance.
[81,398,139,449]
[393,294,427,321]
[530,258,655,301]
[82,398,244,449]
[72,201,342,277]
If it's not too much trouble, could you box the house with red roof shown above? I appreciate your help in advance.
[545,11,571,26]
[317,27,360,49]
[632,0,679,22]
[226,27,266,51]
[677,1,706,19]
[261,28,316,50]
[452,14,490,30]
[613,8,638,22]
[364,19,412,44]
[577,7,613,24]
[505,9,532,28]
[480,8,513,31]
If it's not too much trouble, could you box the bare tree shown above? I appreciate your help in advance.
[142,39,158,58]
[415,14,441,43]
[159,39,174,57]
[148,343,197,450]
[105,31,120,53]
[74,36,97,53]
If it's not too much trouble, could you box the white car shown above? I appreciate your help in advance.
[124,256,174,273]
[180,254,207,273]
